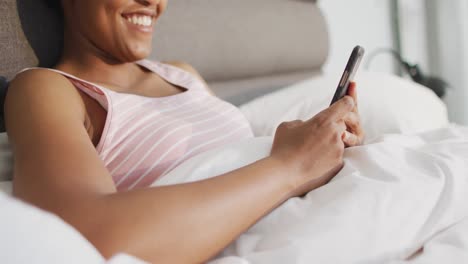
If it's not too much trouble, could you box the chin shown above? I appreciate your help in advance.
[122,43,152,62]
[129,50,151,61]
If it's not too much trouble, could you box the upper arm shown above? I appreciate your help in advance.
[166,61,216,96]
[5,69,116,213]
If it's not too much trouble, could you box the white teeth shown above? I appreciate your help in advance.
[126,15,152,27]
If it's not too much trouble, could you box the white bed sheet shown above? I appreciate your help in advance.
[153,125,468,264]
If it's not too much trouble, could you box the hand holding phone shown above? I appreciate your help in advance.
[330,46,365,106]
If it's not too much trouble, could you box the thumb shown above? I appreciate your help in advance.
[347,82,358,110]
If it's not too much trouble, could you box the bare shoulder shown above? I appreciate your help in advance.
[10,68,71,89]
[6,68,115,206]
[5,69,87,142]
[6,69,86,120]
[164,61,215,96]
[9,68,78,97]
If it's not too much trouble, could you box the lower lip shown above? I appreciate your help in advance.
[123,17,154,34]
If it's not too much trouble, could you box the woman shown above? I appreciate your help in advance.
[5,0,364,262]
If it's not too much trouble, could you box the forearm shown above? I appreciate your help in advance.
[70,157,294,263]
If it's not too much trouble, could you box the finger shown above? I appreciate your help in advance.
[326,96,355,121]
[344,112,365,143]
[336,120,347,136]
[342,131,360,147]
[347,82,358,111]
[347,82,357,98]
[343,112,361,133]
[333,120,347,146]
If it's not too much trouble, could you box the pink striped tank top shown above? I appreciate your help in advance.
[25,60,253,191]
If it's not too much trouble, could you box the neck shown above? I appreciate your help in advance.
[55,30,144,89]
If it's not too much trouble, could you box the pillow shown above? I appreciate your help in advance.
[0,0,63,80]
[0,133,13,182]
[0,76,7,133]
[0,77,10,182]
[239,71,449,141]
[0,181,12,195]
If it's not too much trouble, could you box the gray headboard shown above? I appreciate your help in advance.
[0,0,329,105]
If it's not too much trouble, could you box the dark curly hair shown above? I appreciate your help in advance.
[44,0,61,9]
[43,0,63,20]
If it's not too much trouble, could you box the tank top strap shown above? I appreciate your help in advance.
[136,60,207,92]
[17,67,110,110]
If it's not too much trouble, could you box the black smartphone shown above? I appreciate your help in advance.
[330,45,365,106]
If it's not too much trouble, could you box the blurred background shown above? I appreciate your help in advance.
[319,0,468,125]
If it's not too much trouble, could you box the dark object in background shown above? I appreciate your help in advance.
[401,63,449,98]
[0,77,8,133]
[0,0,63,80]
[16,0,64,70]
[0,0,64,133]
[366,48,450,98]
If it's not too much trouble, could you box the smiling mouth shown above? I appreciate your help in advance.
[122,13,155,27]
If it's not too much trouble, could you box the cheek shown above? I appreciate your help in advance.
[159,0,168,15]
[87,12,119,47]
[106,2,154,60]
[71,0,155,61]
[95,9,153,60]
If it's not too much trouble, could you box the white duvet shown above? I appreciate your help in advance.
[153,125,468,264]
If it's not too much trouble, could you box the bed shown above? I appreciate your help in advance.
[1,0,467,263]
